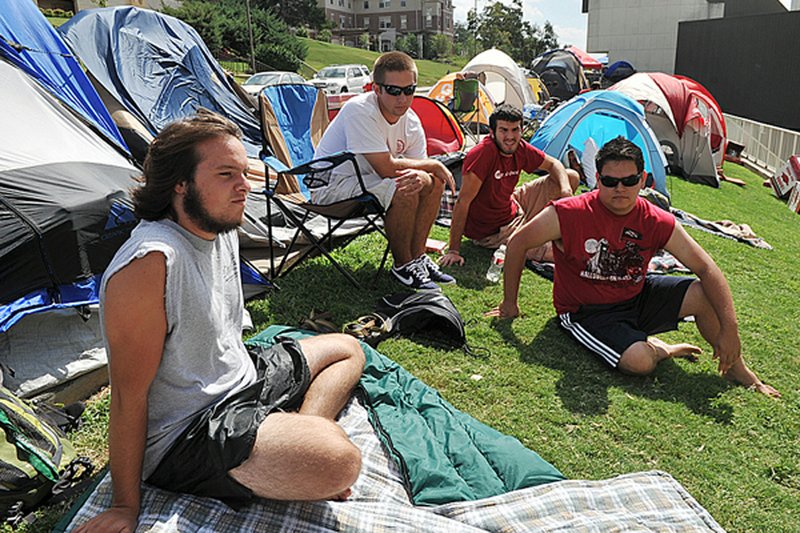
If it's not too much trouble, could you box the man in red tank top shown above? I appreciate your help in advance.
[488,137,779,398]
[439,105,579,268]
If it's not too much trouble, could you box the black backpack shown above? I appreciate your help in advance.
[375,291,475,353]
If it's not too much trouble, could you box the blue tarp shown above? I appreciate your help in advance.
[58,7,263,157]
[530,91,669,199]
[0,0,128,152]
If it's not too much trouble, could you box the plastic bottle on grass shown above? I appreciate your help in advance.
[486,244,506,283]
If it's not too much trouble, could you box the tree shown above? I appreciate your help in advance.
[358,32,370,50]
[454,0,560,65]
[426,34,451,60]
[164,0,307,72]
[255,0,325,30]
[394,34,419,58]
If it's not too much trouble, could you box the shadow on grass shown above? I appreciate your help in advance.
[491,317,735,424]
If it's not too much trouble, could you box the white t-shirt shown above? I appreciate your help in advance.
[314,92,427,184]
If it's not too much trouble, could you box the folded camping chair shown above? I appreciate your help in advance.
[259,83,390,287]
[450,78,482,144]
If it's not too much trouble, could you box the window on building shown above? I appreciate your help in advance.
[340,15,345,28]
[400,0,406,5]
[379,16,391,28]
[364,0,369,7]
[400,15,407,29]
[338,0,344,6]
[364,16,370,27]
[379,0,390,8]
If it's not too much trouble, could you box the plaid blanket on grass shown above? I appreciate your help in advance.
[61,399,724,532]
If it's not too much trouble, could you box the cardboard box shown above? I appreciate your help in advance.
[771,155,800,198]
[788,183,800,214]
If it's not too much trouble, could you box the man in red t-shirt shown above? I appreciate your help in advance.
[439,105,579,267]
[489,137,779,398]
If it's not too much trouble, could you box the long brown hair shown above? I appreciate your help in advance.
[133,109,243,221]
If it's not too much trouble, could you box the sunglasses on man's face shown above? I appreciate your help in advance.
[599,173,642,188]
[379,83,417,96]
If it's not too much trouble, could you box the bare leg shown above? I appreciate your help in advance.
[229,334,367,499]
[385,193,419,266]
[410,178,445,259]
[618,337,702,376]
[297,333,365,419]
[679,281,780,397]
[229,412,361,501]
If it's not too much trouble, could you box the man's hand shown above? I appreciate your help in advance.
[713,325,742,374]
[485,300,520,319]
[430,160,456,194]
[439,251,464,267]
[394,168,430,197]
[74,506,138,533]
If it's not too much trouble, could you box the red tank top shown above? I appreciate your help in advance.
[552,191,675,314]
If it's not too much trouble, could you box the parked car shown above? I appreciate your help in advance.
[309,64,371,95]
[241,71,308,95]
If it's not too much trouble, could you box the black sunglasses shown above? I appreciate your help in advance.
[599,173,642,188]
[379,83,417,96]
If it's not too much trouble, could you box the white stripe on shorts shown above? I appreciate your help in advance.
[559,313,622,368]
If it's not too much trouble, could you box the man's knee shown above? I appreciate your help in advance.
[617,342,658,376]
[331,333,366,370]
[566,169,580,192]
[389,190,420,211]
[679,280,711,319]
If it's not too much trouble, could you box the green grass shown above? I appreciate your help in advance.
[301,38,466,86]
[29,163,800,532]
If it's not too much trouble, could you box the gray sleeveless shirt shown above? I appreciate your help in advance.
[100,219,257,478]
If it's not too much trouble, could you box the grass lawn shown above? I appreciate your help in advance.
[25,163,800,532]
[301,37,466,86]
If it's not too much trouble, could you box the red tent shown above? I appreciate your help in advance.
[410,95,465,156]
[566,46,603,70]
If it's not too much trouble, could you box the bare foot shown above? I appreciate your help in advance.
[666,342,702,362]
[330,488,352,501]
[649,337,701,362]
[723,360,781,398]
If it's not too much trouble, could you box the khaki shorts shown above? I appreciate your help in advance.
[473,175,563,260]
[310,172,397,210]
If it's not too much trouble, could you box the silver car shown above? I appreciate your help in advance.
[241,71,308,95]
[309,64,371,95]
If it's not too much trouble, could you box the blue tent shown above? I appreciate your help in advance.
[0,0,128,152]
[58,7,262,157]
[530,91,669,198]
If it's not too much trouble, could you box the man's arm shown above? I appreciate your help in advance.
[75,253,167,533]
[440,171,482,266]
[363,152,456,194]
[538,154,574,198]
[487,206,562,318]
[664,223,740,373]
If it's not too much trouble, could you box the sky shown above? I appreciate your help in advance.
[451,0,588,50]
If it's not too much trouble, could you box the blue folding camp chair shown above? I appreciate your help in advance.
[259,83,389,287]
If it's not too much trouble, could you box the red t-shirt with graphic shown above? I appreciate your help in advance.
[462,136,546,240]
[551,190,676,314]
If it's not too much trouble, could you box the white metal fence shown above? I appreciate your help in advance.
[724,113,800,176]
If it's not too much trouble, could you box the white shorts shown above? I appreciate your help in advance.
[310,173,396,210]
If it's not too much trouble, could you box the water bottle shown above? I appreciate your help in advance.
[486,244,506,283]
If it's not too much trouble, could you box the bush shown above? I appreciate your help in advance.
[295,26,309,38]
[255,42,302,72]
[316,29,332,42]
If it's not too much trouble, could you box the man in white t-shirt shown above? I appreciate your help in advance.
[314,52,456,290]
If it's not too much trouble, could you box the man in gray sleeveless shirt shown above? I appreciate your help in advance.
[76,110,365,532]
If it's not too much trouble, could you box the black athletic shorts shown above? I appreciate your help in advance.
[558,275,695,368]
[146,337,311,508]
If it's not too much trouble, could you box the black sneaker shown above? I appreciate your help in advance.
[417,254,456,285]
[391,260,439,290]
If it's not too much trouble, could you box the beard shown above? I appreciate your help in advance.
[182,179,241,235]
[493,135,519,156]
